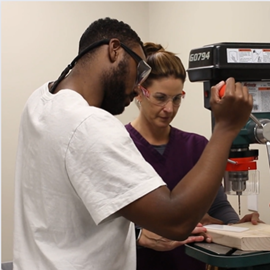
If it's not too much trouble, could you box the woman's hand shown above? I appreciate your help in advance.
[236,212,264,225]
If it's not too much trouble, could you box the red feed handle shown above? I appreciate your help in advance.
[219,84,226,98]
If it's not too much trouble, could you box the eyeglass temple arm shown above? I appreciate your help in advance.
[50,39,110,93]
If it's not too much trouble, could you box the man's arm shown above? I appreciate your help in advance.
[119,78,253,241]
[136,224,209,251]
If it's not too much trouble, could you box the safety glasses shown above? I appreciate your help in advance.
[119,42,152,86]
[140,85,185,107]
[50,39,151,93]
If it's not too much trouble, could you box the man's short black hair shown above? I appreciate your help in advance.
[79,17,143,54]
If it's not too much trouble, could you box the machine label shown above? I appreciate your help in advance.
[188,47,213,69]
[227,48,270,63]
[242,81,270,112]
[189,51,211,62]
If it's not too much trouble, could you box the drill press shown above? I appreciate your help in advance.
[185,42,270,270]
[187,42,270,215]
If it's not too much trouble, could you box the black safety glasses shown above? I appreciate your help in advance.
[119,42,152,86]
[49,39,151,94]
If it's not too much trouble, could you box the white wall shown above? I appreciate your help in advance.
[2,0,270,262]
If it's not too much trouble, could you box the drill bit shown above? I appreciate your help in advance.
[238,194,241,215]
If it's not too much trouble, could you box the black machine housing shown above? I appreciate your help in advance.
[187,42,270,143]
[187,42,270,110]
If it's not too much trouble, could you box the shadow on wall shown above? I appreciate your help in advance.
[2,262,13,270]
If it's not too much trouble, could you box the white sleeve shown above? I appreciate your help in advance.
[65,110,165,225]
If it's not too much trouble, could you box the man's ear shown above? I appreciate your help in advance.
[108,39,122,63]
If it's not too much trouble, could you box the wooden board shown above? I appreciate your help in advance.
[204,222,270,251]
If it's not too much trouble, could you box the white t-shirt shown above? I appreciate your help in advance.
[13,82,165,270]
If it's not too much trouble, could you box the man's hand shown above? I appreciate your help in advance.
[137,223,211,251]
[237,212,264,225]
[210,77,253,138]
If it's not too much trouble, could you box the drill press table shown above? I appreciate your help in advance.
[185,243,270,270]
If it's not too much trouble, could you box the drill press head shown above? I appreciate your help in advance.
[187,42,270,214]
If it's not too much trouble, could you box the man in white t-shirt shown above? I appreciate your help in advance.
[13,17,253,270]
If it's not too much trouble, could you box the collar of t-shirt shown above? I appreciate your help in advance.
[152,144,167,155]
